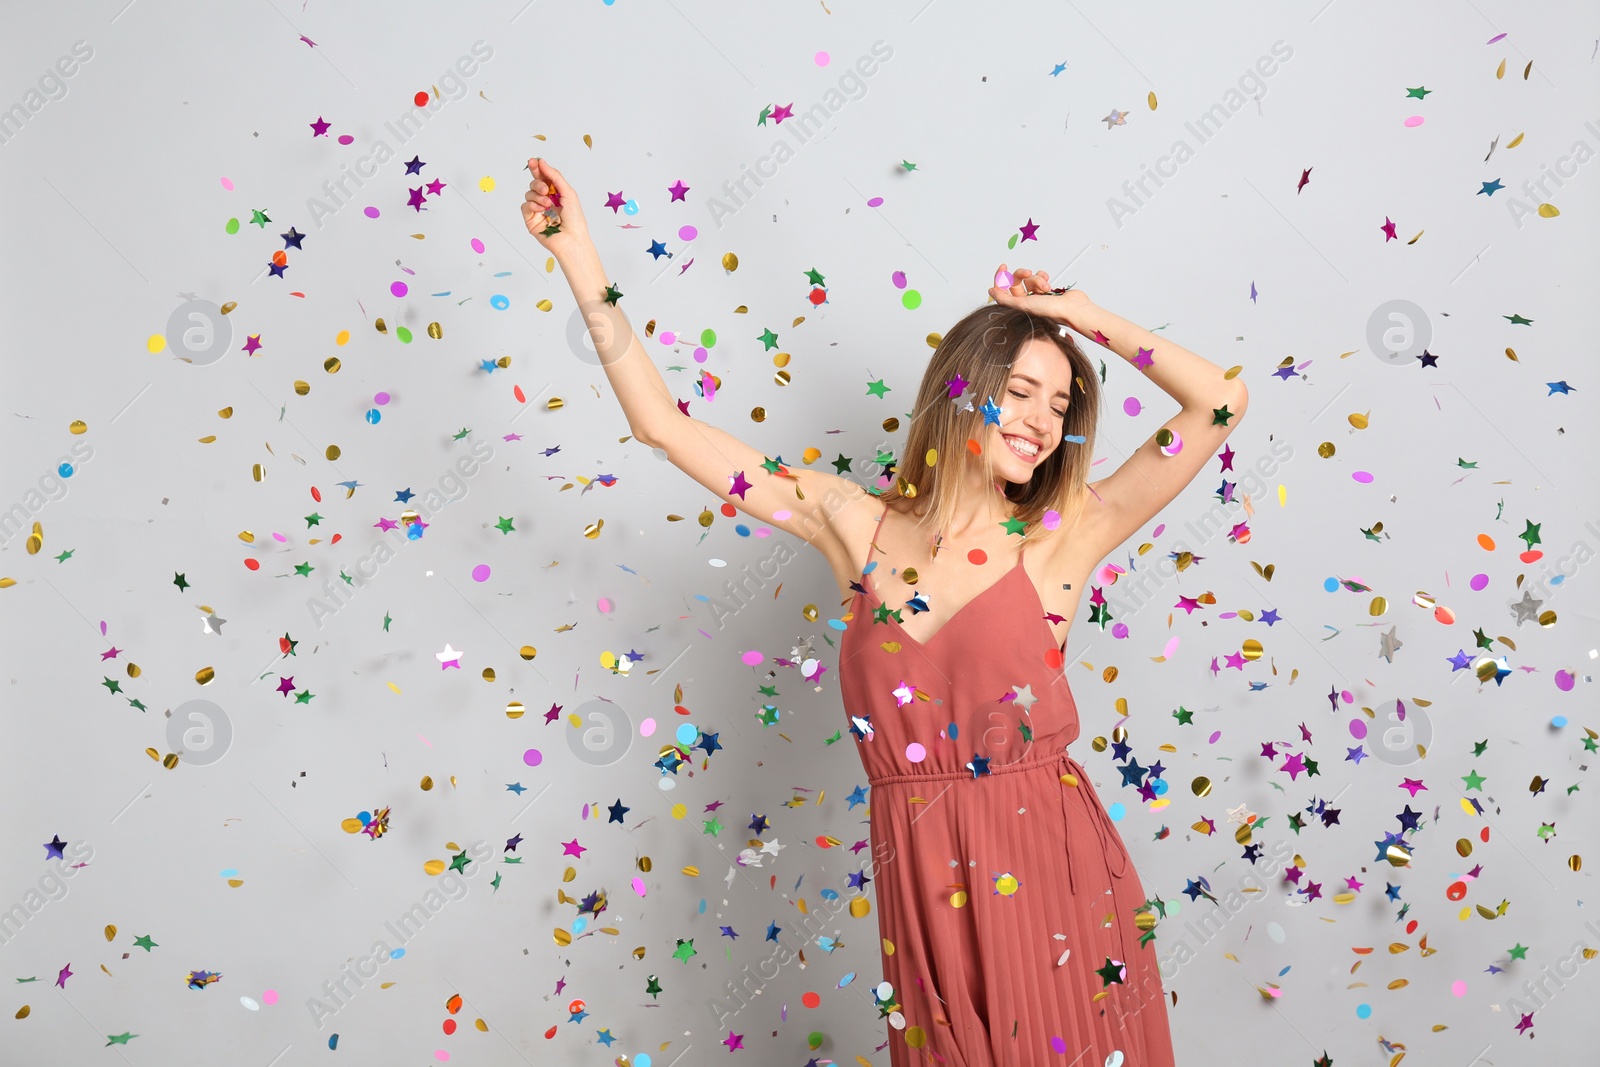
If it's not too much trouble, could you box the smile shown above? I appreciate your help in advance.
[1003,434,1041,461]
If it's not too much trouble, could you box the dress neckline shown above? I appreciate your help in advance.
[849,498,1065,652]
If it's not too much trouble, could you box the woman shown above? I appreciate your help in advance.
[523,158,1245,1066]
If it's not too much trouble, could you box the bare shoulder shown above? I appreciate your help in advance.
[791,469,883,559]
[1036,486,1114,579]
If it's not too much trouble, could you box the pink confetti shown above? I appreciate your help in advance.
[740,650,764,666]
[1555,670,1574,692]
[678,224,698,241]
[659,330,677,344]
[1349,719,1368,739]
[364,206,380,218]
[597,597,613,613]
[374,391,391,405]
[1404,116,1424,128]
[867,196,884,208]
[815,51,830,66]
[1352,471,1374,483]
[639,717,656,737]
[523,749,543,767]
[337,134,354,145]
[1208,731,1222,745]
[220,176,234,191]
[1486,32,1507,44]
[1469,573,1489,591]
[262,989,278,1006]
[471,564,490,582]
[1112,623,1129,639]
[471,237,486,254]
[905,742,926,763]
[391,281,408,298]
[1123,396,1142,416]
[891,270,907,289]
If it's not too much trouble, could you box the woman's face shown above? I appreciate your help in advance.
[990,338,1072,480]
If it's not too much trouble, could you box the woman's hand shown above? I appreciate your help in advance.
[988,262,1092,325]
[521,158,592,257]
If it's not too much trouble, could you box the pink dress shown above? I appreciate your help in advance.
[840,497,1176,1066]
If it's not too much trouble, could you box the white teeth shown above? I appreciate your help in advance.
[1004,435,1039,457]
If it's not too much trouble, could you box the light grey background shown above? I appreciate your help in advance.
[3,1,1598,1064]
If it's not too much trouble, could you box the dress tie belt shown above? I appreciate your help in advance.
[864,750,1130,895]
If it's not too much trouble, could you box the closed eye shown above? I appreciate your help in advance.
[1009,390,1066,418]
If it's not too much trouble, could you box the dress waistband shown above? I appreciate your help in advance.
[866,749,1076,787]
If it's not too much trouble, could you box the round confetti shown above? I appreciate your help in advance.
[471,238,486,254]
[364,206,380,219]
[1470,573,1489,590]
[471,564,490,582]
[1107,802,1126,821]
[676,723,698,746]
[1352,471,1374,483]
[597,597,614,613]
[220,176,234,190]
[815,51,830,66]
[678,225,698,241]
[1555,669,1574,692]
[523,748,542,767]
[1404,116,1424,127]
[263,989,278,1005]
[740,649,764,666]
[1356,1003,1372,1019]
[802,991,821,1008]
[1452,980,1467,997]
[147,334,167,354]
[490,294,509,310]
[905,742,926,763]
[241,996,259,1011]
[640,717,656,737]
[1349,719,1367,739]
[414,91,430,106]
[225,218,240,234]
[478,176,495,192]
[374,391,390,404]
[902,290,922,310]
[867,196,884,208]
[338,134,354,145]
[1123,396,1142,416]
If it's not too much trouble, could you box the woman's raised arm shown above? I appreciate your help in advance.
[522,158,680,445]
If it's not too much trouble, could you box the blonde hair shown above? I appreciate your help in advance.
[877,303,1101,548]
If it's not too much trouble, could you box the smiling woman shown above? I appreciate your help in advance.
[874,303,1101,549]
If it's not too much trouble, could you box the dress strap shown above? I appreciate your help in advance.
[862,495,891,572]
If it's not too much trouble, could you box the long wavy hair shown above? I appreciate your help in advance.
[876,303,1101,549]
